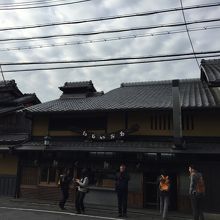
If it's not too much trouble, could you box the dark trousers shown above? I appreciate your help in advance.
[75,191,86,213]
[190,195,204,220]
[160,194,169,219]
[117,190,128,215]
[59,189,69,208]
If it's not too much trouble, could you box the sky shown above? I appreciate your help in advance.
[0,0,220,102]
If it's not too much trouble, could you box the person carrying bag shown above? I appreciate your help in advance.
[158,170,170,220]
[75,168,89,214]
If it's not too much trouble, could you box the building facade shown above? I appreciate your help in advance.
[0,80,40,197]
[15,59,220,213]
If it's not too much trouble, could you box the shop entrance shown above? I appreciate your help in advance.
[143,172,177,210]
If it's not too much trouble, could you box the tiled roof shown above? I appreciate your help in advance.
[0,106,22,115]
[0,80,23,102]
[0,80,21,95]
[0,79,41,115]
[13,93,41,105]
[201,59,220,86]
[0,95,40,116]
[59,80,96,93]
[0,133,29,144]
[24,78,220,113]
[61,81,94,88]
[0,80,16,88]
[18,141,220,154]
[0,145,12,151]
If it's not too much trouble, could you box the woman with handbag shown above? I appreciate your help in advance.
[75,168,89,214]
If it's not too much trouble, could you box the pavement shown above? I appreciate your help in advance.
[0,197,193,220]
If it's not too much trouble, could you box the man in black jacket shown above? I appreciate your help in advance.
[189,164,205,220]
[115,164,130,218]
[59,168,72,210]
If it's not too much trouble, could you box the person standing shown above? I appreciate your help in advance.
[158,170,170,220]
[189,164,205,220]
[115,164,130,218]
[75,168,89,214]
[59,168,72,210]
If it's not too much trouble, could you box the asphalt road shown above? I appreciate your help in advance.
[0,206,157,220]
[0,207,124,220]
[0,198,193,220]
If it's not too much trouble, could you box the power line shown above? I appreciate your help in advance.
[0,0,69,7]
[1,50,220,65]
[1,1,220,31]
[0,24,219,52]
[0,0,92,10]
[2,54,220,72]
[180,0,200,69]
[0,17,220,42]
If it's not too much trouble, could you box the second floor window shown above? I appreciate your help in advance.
[150,114,194,131]
[49,116,107,131]
[150,114,172,130]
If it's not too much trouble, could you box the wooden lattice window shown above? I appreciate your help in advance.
[21,167,38,185]
[39,167,58,185]
[150,114,172,130]
[150,114,194,130]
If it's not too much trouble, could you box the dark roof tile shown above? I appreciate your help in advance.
[62,81,93,88]
[0,106,22,115]
[24,78,220,113]
[0,80,16,88]
[0,133,29,144]
[59,80,96,93]
[0,79,41,115]
[201,59,220,86]
[13,93,41,105]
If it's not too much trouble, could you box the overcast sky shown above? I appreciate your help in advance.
[0,0,220,102]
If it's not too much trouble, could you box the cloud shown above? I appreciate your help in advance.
[0,0,219,102]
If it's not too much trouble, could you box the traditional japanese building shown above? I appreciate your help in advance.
[17,59,220,214]
[0,80,40,197]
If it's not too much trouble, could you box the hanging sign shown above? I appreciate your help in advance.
[71,124,139,141]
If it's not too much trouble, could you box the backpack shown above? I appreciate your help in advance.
[159,175,170,192]
[196,174,205,194]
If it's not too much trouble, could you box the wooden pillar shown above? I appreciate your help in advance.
[172,80,184,148]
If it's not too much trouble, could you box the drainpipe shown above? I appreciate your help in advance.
[172,80,184,148]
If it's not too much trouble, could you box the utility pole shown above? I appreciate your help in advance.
[0,65,6,83]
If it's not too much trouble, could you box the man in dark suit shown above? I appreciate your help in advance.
[189,164,205,220]
[115,164,130,218]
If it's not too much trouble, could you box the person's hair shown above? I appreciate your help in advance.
[160,169,168,176]
[189,164,198,171]
[81,168,88,177]
[120,164,126,168]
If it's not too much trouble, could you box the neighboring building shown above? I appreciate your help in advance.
[17,59,220,213]
[0,80,40,197]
